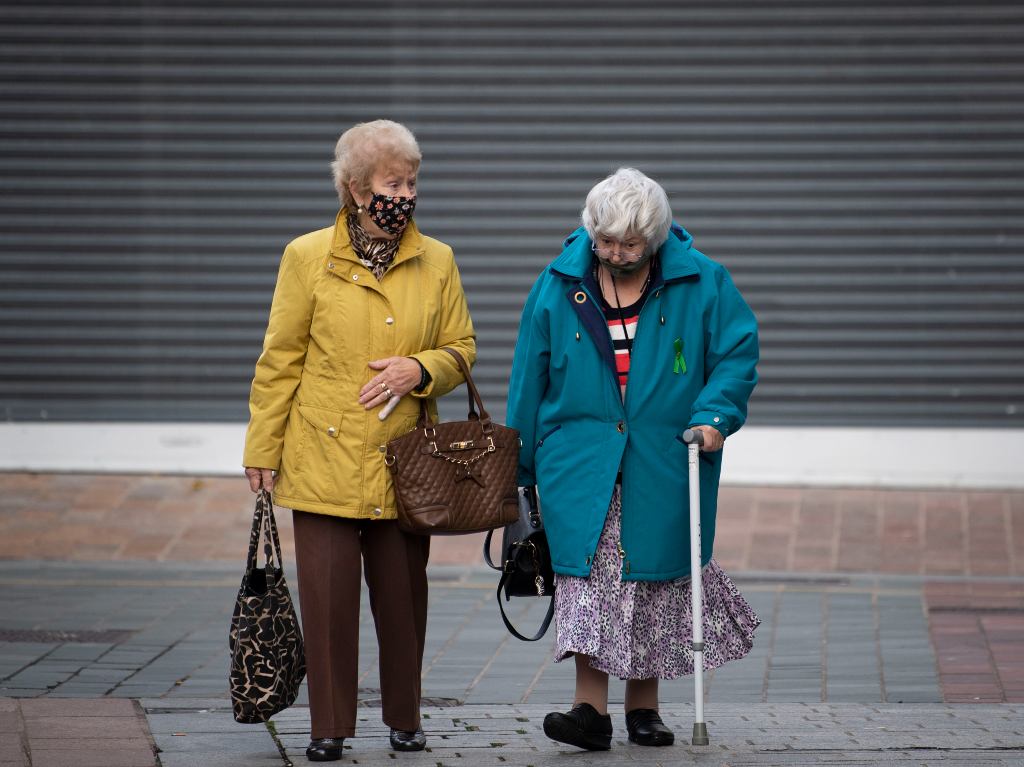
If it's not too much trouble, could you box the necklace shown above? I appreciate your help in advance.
[595,263,651,361]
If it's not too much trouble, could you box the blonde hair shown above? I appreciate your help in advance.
[581,167,673,253]
[331,120,422,207]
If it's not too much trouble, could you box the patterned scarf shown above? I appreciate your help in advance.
[347,213,401,280]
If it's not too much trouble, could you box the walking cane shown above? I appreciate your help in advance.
[682,428,710,746]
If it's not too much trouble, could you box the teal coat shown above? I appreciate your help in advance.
[506,224,758,581]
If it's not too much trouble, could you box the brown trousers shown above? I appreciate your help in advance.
[292,510,430,738]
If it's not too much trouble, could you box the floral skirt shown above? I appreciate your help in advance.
[554,486,760,680]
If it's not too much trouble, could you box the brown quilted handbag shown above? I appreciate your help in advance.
[229,489,306,723]
[385,347,520,535]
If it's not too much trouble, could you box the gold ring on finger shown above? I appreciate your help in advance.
[380,382,387,391]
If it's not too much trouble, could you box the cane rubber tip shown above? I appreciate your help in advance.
[691,722,709,746]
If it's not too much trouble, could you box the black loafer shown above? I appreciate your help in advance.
[625,708,675,746]
[389,727,426,752]
[305,737,344,761]
[543,702,613,751]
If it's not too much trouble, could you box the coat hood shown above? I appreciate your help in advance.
[551,223,699,281]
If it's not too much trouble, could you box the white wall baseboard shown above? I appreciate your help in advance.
[0,423,1020,489]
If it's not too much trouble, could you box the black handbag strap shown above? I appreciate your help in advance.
[495,571,555,642]
[482,527,502,571]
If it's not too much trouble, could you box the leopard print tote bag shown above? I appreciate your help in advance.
[229,489,306,724]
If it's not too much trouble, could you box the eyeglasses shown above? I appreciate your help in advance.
[592,238,646,258]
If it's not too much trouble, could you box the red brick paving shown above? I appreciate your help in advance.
[2,473,1023,575]
[2,472,1023,705]
[0,697,157,767]
[923,581,1024,703]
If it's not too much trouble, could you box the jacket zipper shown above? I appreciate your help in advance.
[616,288,657,579]
[535,424,562,448]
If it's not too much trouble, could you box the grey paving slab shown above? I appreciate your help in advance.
[0,561,955,712]
[145,701,1024,766]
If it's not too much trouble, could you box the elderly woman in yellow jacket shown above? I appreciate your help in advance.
[243,120,475,762]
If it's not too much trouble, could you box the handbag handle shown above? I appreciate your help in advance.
[242,490,285,591]
[482,527,502,571]
[415,347,493,433]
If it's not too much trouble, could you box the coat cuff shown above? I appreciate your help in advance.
[242,448,281,471]
[688,410,730,437]
[406,351,440,398]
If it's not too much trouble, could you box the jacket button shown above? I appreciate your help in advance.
[616,421,625,433]
[378,444,386,452]
[326,426,337,436]
[385,317,394,325]
[352,274,359,281]
[327,261,335,269]
[372,507,383,517]
[713,417,721,424]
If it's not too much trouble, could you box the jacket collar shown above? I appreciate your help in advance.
[329,207,425,268]
[550,223,699,282]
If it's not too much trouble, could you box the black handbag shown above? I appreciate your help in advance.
[483,486,556,641]
[229,489,306,724]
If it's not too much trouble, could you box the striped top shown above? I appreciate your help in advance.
[600,281,653,387]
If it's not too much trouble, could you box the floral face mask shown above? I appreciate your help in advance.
[365,193,416,235]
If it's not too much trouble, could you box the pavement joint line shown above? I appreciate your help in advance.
[1,639,64,687]
[873,590,890,704]
[463,612,516,698]
[3,561,1024,584]
[761,587,782,703]
[109,632,190,697]
[264,720,293,767]
[0,576,943,598]
[819,591,828,703]
[519,645,556,704]
[419,589,490,680]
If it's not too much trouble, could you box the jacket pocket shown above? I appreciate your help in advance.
[536,424,562,449]
[288,404,347,503]
[297,404,343,438]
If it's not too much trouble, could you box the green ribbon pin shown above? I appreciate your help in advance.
[673,338,686,374]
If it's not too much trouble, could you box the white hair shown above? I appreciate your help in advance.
[331,120,422,207]
[581,167,673,253]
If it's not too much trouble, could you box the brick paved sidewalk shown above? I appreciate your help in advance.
[1,697,157,767]
[1,474,1021,577]
[2,473,1024,766]
[3,473,1022,704]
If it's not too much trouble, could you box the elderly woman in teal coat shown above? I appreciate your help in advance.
[507,168,761,751]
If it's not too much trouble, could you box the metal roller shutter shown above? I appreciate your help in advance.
[1,1,1022,426]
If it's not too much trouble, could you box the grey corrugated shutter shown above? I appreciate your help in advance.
[1,1,1022,426]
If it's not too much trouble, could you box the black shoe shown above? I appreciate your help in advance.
[389,727,426,752]
[543,702,613,751]
[306,737,344,761]
[625,708,675,746]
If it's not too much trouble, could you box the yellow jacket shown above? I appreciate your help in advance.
[243,209,476,519]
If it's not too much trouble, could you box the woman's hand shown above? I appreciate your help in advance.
[245,467,275,493]
[691,425,725,452]
[359,356,422,410]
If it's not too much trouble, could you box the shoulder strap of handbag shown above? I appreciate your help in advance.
[494,571,555,642]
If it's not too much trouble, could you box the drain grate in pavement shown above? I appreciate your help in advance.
[0,629,136,644]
